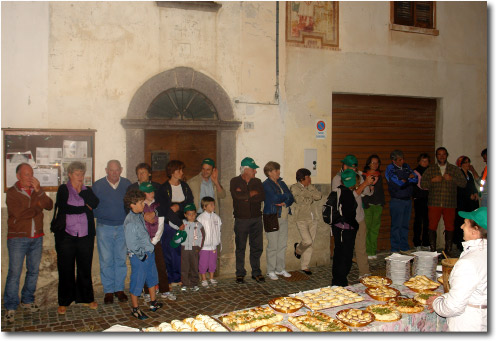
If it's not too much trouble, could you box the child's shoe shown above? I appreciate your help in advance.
[191,286,199,292]
[181,286,188,292]
[209,278,218,285]
[131,307,149,320]
[201,280,209,287]
[161,292,177,301]
[149,300,163,312]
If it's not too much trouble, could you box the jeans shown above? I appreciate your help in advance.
[3,237,43,311]
[389,198,412,252]
[160,224,182,283]
[96,223,127,293]
[129,251,158,297]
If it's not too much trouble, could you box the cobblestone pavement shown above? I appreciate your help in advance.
[2,248,457,332]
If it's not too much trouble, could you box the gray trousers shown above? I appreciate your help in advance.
[296,219,318,270]
[265,218,288,273]
[234,217,263,277]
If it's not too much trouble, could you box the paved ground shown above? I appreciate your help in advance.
[1,248,458,332]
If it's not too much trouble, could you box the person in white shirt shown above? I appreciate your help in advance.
[427,207,487,331]
[197,196,222,287]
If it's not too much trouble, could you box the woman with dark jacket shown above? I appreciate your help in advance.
[155,160,194,285]
[262,161,294,280]
[54,161,99,314]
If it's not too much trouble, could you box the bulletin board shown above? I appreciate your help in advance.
[2,128,96,192]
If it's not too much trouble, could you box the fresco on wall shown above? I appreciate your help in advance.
[286,1,339,49]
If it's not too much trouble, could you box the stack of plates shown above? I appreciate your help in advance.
[385,253,414,284]
[412,251,440,280]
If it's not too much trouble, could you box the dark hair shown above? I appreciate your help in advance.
[390,149,404,161]
[436,147,449,156]
[135,163,152,175]
[166,160,185,178]
[263,161,281,177]
[417,153,430,163]
[363,154,381,173]
[296,168,311,182]
[481,148,487,157]
[461,156,471,164]
[468,219,487,239]
[15,163,31,174]
[201,196,215,209]
[124,189,146,210]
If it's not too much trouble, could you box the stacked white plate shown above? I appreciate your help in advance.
[385,253,414,284]
[412,251,441,280]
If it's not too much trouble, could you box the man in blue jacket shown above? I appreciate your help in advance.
[93,160,132,304]
[385,150,418,253]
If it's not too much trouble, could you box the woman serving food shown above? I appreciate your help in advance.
[426,207,487,331]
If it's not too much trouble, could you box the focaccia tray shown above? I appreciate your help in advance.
[413,291,440,305]
[288,311,350,332]
[218,306,284,331]
[335,308,375,327]
[254,324,293,332]
[365,304,402,322]
[268,297,304,313]
[387,297,424,314]
[291,286,363,310]
[360,275,393,288]
[404,275,441,292]
[365,286,401,301]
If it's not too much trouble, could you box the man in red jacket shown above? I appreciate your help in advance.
[3,163,53,323]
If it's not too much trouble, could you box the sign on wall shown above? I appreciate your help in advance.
[316,120,327,139]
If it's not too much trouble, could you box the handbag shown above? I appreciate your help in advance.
[263,213,279,232]
[50,202,66,233]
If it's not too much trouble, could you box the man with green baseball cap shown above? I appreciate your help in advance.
[230,157,265,284]
[187,158,226,214]
[331,154,374,278]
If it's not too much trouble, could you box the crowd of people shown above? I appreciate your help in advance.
[3,148,487,330]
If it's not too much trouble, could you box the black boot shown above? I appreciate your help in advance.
[444,230,454,257]
[429,230,437,252]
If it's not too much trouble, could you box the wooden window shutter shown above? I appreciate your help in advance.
[394,1,434,29]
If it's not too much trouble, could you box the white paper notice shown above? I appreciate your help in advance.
[33,168,59,186]
[5,151,36,187]
[36,147,62,165]
[63,140,88,158]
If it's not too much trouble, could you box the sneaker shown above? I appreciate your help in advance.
[275,270,292,278]
[294,243,301,259]
[367,255,377,260]
[161,292,177,301]
[201,280,209,287]
[267,272,279,280]
[143,293,151,302]
[209,278,218,285]
[149,300,163,312]
[20,302,40,312]
[4,310,15,323]
[131,307,149,320]
[191,286,200,292]
[181,286,188,292]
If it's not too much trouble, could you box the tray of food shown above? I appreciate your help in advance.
[291,286,363,310]
[360,275,393,288]
[288,311,350,332]
[387,297,425,314]
[218,306,284,331]
[365,304,402,322]
[404,275,441,292]
[365,286,401,301]
[335,308,375,327]
[413,291,440,305]
[142,314,229,332]
[268,297,304,313]
[254,324,293,332]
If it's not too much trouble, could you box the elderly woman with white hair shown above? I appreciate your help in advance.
[54,161,99,314]
[426,207,487,331]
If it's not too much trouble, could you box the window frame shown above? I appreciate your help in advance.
[389,1,439,36]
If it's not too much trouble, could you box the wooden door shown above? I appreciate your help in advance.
[332,94,437,251]
[144,130,217,184]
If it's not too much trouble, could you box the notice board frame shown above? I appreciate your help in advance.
[2,128,96,192]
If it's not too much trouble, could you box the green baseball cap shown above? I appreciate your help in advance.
[169,230,187,248]
[202,158,215,167]
[341,169,357,187]
[139,182,155,193]
[184,203,197,213]
[341,154,358,167]
[241,157,259,169]
[458,207,487,230]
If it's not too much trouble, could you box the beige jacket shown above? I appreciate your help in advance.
[290,182,322,221]
[187,173,226,212]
